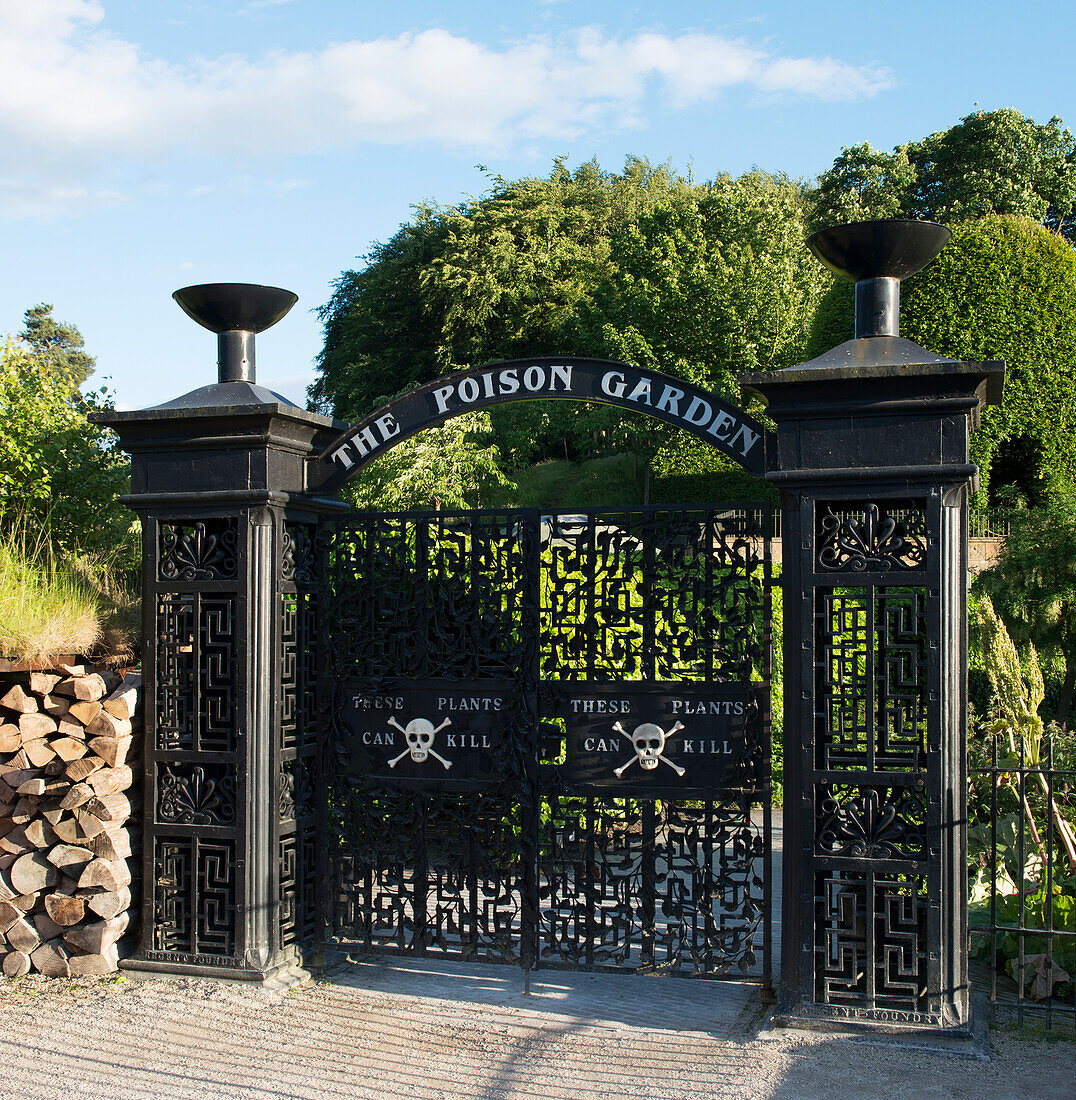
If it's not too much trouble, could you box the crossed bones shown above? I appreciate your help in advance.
[612,720,686,777]
[383,713,686,778]
[386,716,453,770]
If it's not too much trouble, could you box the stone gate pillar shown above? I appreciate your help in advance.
[96,285,343,981]
[743,222,1004,1031]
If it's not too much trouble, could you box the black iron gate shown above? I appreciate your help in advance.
[318,504,772,983]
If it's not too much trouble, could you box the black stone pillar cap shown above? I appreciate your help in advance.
[172,283,298,334]
[806,220,952,283]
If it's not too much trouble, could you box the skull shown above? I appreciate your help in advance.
[387,715,453,770]
[631,722,667,770]
[403,718,436,762]
[612,719,684,778]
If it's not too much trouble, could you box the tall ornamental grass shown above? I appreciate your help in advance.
[0,531,99,661]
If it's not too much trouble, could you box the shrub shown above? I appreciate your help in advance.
[805,216,1076,499]
[0,339,130,554]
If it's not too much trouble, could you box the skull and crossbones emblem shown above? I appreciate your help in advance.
[386,716,453,770]
[612,720,686,778]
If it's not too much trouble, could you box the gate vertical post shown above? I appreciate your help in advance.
[96,285,344,982]
[742,221,1004,1032]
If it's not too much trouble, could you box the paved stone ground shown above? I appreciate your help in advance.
[0,961,1072,1100]
[1,812,1072,1099]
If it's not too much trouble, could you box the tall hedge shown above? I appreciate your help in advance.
[805,216,1076,498]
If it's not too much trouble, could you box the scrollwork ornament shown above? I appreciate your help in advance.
[160,521,239,581]
[817,787,925,859]
[817,502,927,572]
[158,764,237,826]
[282,523,318,585]
[279,766,295,821]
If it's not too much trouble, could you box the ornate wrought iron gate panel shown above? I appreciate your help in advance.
[320,505,771,981]
[788,494,946,1023]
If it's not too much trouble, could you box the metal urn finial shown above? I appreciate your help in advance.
[806,220,952,339]
[172,283,298,384]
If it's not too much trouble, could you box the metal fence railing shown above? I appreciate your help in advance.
[969,510,1012,539]
[968,724,1076,1034]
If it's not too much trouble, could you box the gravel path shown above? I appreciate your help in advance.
[0,958,1072,1100]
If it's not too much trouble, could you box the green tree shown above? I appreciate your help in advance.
[809,142,917,227]
[0,338,128,552]
[313,159,820,474]
[344,411,508,511]
[806,215,1076,499]
[19,304,96,391]
[587,171,823,389]
[977,490,1076,725]
[812,109,1076,239]
[580,170,823,478]
[310,158,671,421]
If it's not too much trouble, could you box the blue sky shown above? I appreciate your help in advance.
[1,0,1072,411]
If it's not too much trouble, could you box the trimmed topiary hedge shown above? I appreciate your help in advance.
[805,215,1076,500]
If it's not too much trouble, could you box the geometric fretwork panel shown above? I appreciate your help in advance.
[154,836,237,958]
[815,869,928,1011]
[327,512,531,682]
[875,592,929,769]
[280,590,318,754]
[281,594,298,750]
[279,519,321,954]
[155,592,237,753]
[815,587,928,772]
[539,795,765,975]
[279,826,318,951]
[280,833,298,947]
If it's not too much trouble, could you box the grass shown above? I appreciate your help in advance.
[494,453,645,509]
[0,529,138,666]
[492,452,778,511]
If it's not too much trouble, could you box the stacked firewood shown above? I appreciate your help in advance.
[0,665,140,978]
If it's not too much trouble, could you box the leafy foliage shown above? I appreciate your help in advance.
[812,108,1076,238]
[19,304,96,391]
[968,598,1076,1000]
[969,840,1075,1002]
[807,215,1076,497]
[0,338,129,553]
[977,490,1076,724]
[583,170,824,389]
[499,453,644,510]
[344,411,508,511]
[649,434,778,507]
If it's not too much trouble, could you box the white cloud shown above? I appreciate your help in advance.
[0,174,126,218]
[757,56,890,101]
[241,0,296,11]
[0,1,893,215]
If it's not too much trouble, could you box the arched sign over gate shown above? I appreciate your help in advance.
[311,357,770,491]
